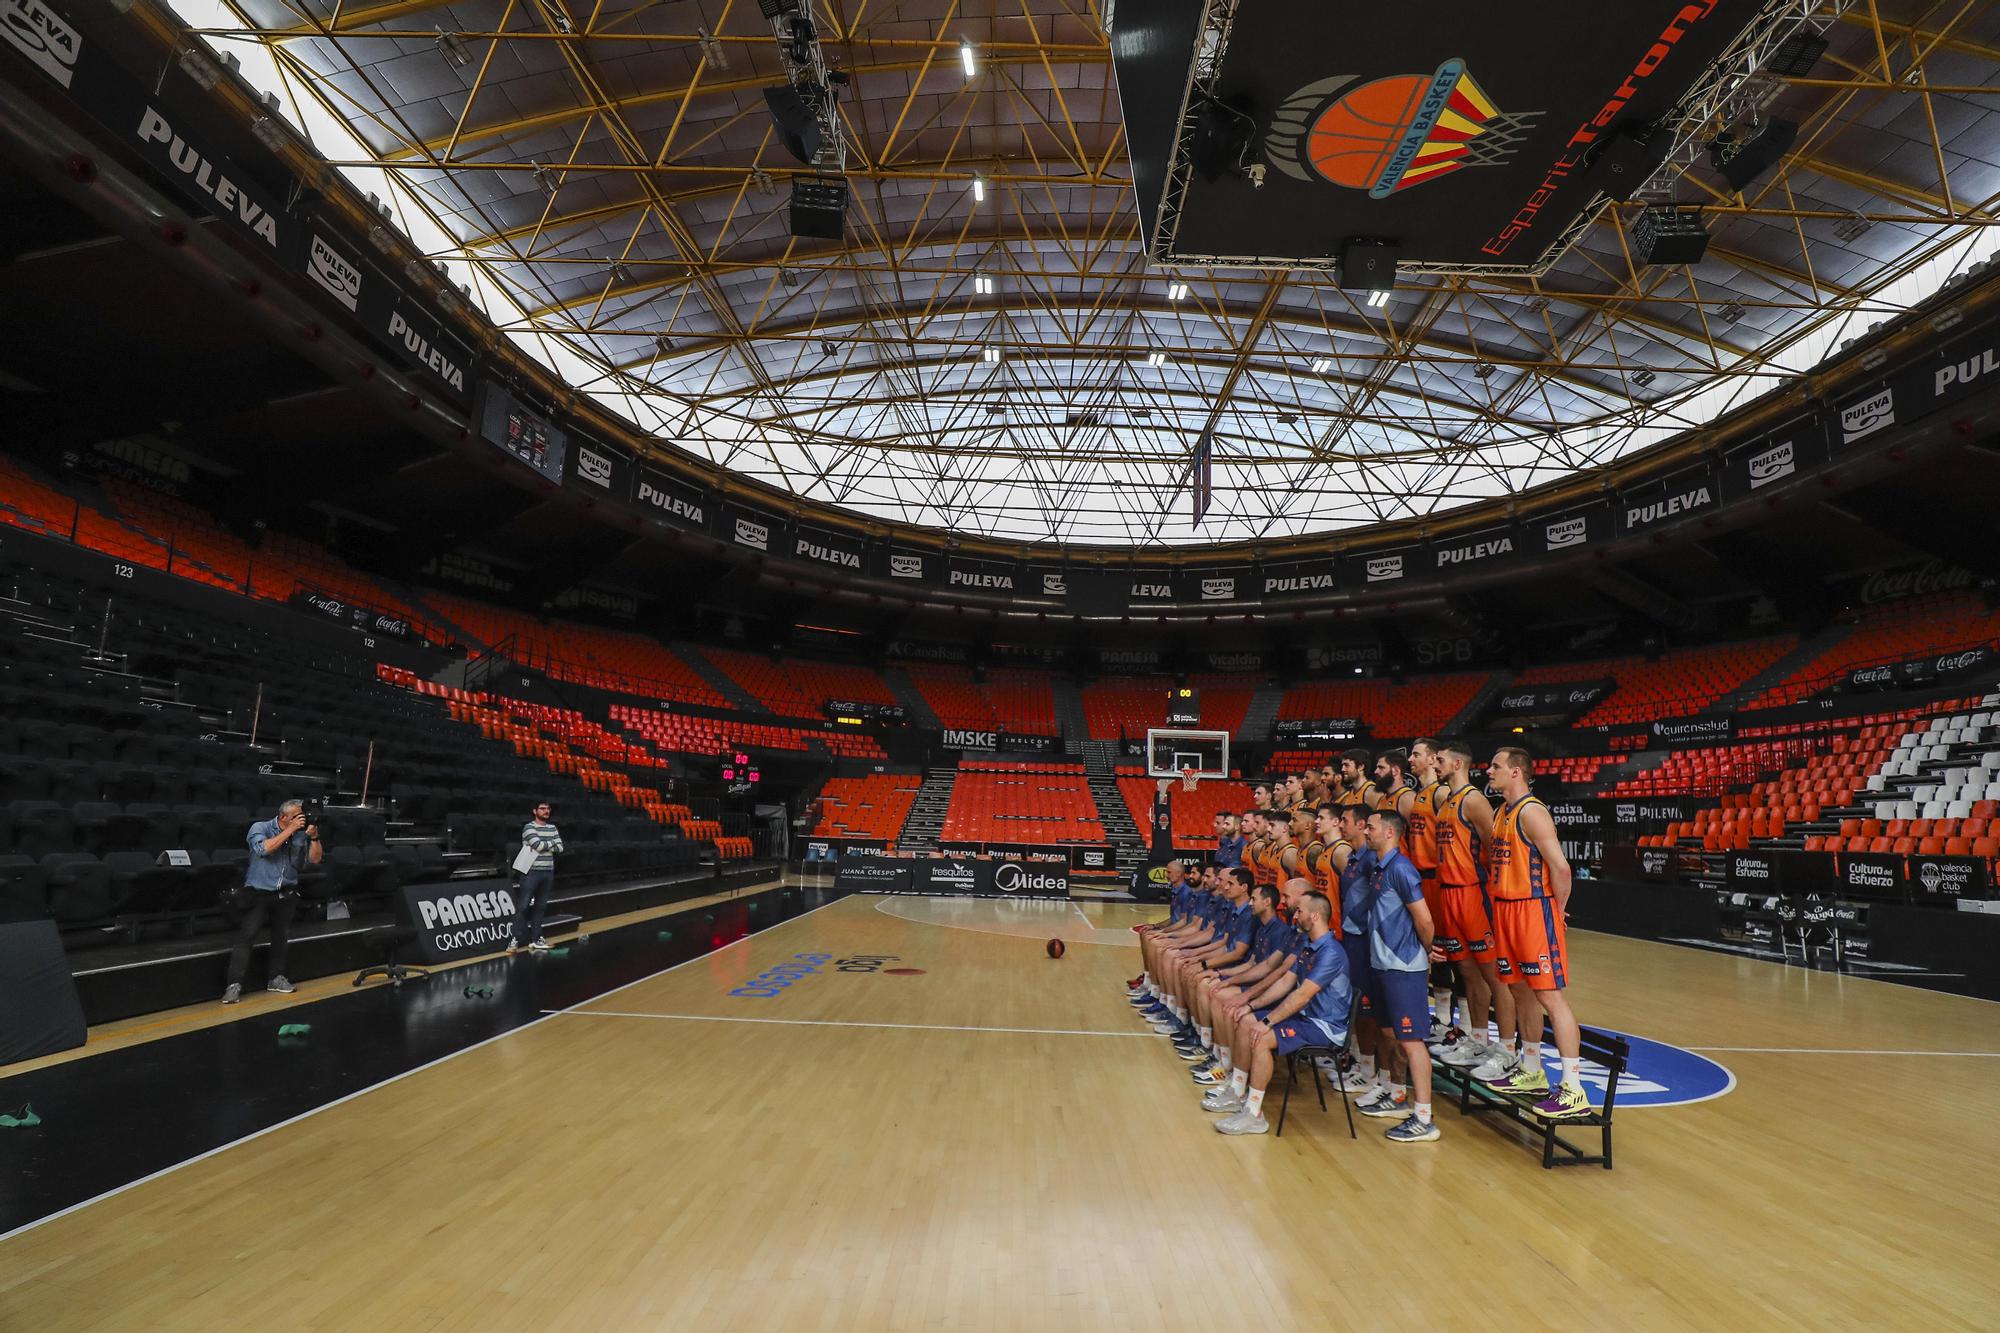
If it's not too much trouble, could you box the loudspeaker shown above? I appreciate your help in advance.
[1632,208,1710,266]
[1339,240,1400,292]
[789,175,848,241]
[764,84,823,165]
[1585,124,1670,202]
[1709,118,1798,192]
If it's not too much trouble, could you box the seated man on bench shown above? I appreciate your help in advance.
[1210,890,1351,1136]
[1189,882,1303,1088]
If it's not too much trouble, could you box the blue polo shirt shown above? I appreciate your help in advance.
[1214,834,1245,869]
[1249,913,1292,964]
[1363,849,1429,973]
[1340,845,1377,939]
[244,818,310,891]
[1290,932,1354,1026]
[1221,900,1256,952]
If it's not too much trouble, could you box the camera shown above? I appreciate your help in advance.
[302,796,326,827]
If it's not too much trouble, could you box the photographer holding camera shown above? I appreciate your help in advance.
[222,797,323,1004]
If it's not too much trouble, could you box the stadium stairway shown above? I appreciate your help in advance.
[671,642,766,714]
[1710,624,1852,713]
[897,767,957,852]
[1052,676,1090,750]
[1447,669,1513,734]
[880,664,942,730]
[1081,739,1146,874]
[1236,681,1285,744]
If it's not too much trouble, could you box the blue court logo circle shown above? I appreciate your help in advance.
[1513,1027,1734,1109]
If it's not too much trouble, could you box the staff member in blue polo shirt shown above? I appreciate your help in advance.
[222,798,322,1004]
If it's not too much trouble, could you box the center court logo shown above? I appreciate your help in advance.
[1502,1027,1734,1108]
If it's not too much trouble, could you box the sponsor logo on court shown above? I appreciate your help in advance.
[1506,1027,1734,1109]
[730,952,834,998]
[1747,440,1795,489]
[834,954,901,973]
[1,0,81,88]
[1840,387,1894,443]
[576,447,614,488]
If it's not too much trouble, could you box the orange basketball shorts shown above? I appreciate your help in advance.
[1437,880,1495,963]
[1491,896,1569,991]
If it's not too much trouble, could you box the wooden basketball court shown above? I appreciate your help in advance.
[3,889,1997,1329]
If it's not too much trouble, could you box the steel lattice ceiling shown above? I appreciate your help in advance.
[178,0,2000,545]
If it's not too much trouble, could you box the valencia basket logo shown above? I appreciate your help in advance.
[1264,60,1541,198]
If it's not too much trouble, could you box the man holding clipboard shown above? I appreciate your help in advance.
[506,801,564,954]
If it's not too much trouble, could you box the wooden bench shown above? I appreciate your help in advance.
[1430,1023,1628,1169]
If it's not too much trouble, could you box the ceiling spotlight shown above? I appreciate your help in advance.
[1524,295,1551,314]
[1632,368,1657,387]
[779,267,805,289]
[1133,407,1153,420]
[251,116,288,152]
[697,26,730,71]
[974,274,994,295]
[1472,362,1495,379]
[178,47,222,90]
[1718,300,1745,324]
[819,340,839,359]
[750,167,777,194]
[972,176,986,203]
[1277,412,1299,426]
[610,262,634,285]
[982,347,1002,363]
[985,404,1006,417]
[1167,281,1189,301]
[1310,357,1332,374]
[1367,289,1390,309]
[435,27,472,69]
[1146,351,1167,367]
[1834,212,1874,242]
[531,162,558,197]
[960,41,977,77]
[655,334,676,355]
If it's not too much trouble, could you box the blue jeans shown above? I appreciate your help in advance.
[511,868,554,944]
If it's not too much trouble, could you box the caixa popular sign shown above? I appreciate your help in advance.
[399,883,521,962]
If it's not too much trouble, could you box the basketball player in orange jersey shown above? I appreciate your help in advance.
[1336,748,1380,810]
[1262,809,1297,897]
[1483,746,1588,1119]
[1404,739,1453,1051]
[1374,749,1415,815]
[1434,741,1518,1080]
[1250,780,1276,817]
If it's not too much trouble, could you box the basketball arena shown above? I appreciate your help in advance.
[2,0,1999,1327]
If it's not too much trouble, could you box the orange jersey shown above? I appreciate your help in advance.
[1490,795,1552,901]
[1433,783,1485,888]
[1336,781,1379,809]
[1379,781,1414,813]
[1300,839,1336,898]
[1407,780,1443,872]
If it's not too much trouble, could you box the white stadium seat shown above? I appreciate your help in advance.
[1946,800,1974,819]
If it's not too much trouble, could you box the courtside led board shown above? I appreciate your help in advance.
[1110,0,1768,272]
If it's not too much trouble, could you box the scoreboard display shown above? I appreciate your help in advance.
[477,382,567,484]
[1166,687,1200,727]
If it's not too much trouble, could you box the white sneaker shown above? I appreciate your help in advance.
[1470,1051,1519,1083]
[266,976,295,994]
[1335,1068,1373,1093]
[1215,1111,1270,1135]
[1440,1039,1487,1068]
[529,938,552,952]
[1202,1089,1245,1113]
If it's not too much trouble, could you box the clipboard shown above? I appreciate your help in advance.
[512,844,541,874]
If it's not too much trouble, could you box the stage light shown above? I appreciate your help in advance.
[982,347,1001,363]
[1834,213,1874,241]
[1310,357,1331,374]
[972,176,986,202]
[975,274,994,295]
[1632,368,1657,387]
[1367,289,1389,309]
[1719,301,1745,324]
[1167,281,1189,301]
[1473,362,1495,379]
[960,42,977,77]
[697,27,730,71]
[532,162,558,197]
[1146,352,1167,367]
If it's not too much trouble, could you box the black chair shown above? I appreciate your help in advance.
[71,800,122,855]
[0,855,48,922]
[42,851,111,924]
[9,800,76,858]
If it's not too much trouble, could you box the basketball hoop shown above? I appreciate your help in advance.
[1180,766,1199,793]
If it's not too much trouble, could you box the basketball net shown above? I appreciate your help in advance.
[1181,767,1199,793]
